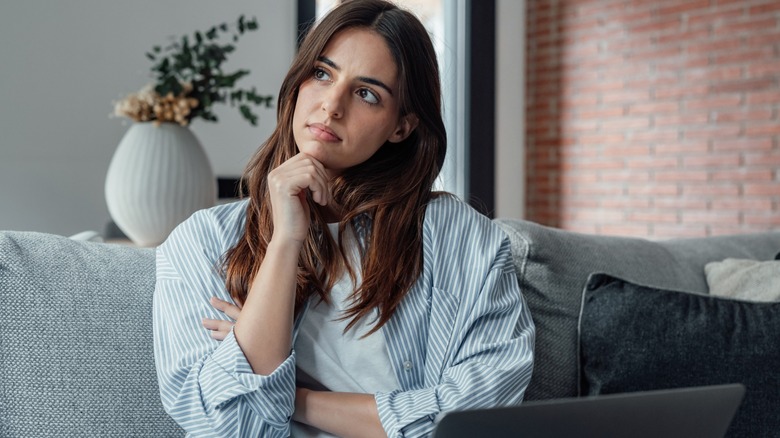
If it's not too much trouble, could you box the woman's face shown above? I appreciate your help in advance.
[292,27,416,176]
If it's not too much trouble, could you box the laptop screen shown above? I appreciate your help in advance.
[432,384,744,438]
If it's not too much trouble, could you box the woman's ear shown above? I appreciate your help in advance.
[388,114,420,143]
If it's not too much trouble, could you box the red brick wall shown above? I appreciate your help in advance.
[526,0,780,238]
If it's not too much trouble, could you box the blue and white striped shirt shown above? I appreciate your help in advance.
[153,195,535,437]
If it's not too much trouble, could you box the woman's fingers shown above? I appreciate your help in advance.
[285,152,330,182]
[298,156,331,205]
[203,297,240,341]
[202,317,235,341]
[270,153,331,205]
[210,296,241,320]
[267,153,333,242]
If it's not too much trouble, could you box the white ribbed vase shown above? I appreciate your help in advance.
[105,122,216,247]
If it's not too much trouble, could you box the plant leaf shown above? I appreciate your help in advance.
[125,14,273,127]
[240,104,258,126]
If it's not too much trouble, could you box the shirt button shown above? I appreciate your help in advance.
[403,360,413,371]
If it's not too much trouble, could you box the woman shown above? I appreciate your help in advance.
[153,1,534,437]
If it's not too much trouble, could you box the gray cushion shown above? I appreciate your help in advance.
[0,231,183,437]
[494,219,780,401]
[580,274,780,437]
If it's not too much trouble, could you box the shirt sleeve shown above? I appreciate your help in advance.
[375,234,536,437]
[152,209,296,437]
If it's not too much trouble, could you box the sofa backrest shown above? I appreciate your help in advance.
[3,223,779,434]
[495,219,780,401]
[0,231,183,437]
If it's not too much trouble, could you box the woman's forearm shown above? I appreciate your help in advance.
[233,238,302,375]
[294,389,386,438]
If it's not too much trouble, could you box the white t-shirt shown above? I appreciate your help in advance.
[291,223,400,437]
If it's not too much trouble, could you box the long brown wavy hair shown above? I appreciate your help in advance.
[222,0,446,334]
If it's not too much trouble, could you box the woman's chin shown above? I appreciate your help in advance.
[297,142,326,161]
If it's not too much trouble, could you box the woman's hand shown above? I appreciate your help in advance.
[202,297,240,340]
[267,153,332,243]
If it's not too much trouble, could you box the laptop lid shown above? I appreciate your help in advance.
[432,384,745,438]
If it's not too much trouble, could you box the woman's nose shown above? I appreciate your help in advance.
[321,86,346,119]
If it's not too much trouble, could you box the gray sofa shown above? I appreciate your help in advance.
[1,218,778,437]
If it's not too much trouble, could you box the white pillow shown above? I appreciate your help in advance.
[68,230,104,242]
[705,258,780,302]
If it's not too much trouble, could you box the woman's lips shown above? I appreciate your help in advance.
[308,123,341,142]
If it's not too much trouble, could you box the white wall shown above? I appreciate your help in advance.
[0,1,295,236]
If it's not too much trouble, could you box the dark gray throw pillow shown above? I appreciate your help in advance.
[579,273,780,438]
[495,218,780,401]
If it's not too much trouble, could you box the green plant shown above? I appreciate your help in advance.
[114,15,273,126]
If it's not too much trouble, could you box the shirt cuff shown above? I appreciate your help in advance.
[375,387,439,437]
[200,328,296,423]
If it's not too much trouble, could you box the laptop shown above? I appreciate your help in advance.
[432,384,745,438]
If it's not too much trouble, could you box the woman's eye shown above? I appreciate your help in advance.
[357,88,379,105]
[313,68,330,81]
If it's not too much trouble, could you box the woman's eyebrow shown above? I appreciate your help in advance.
[317,55,394,96]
